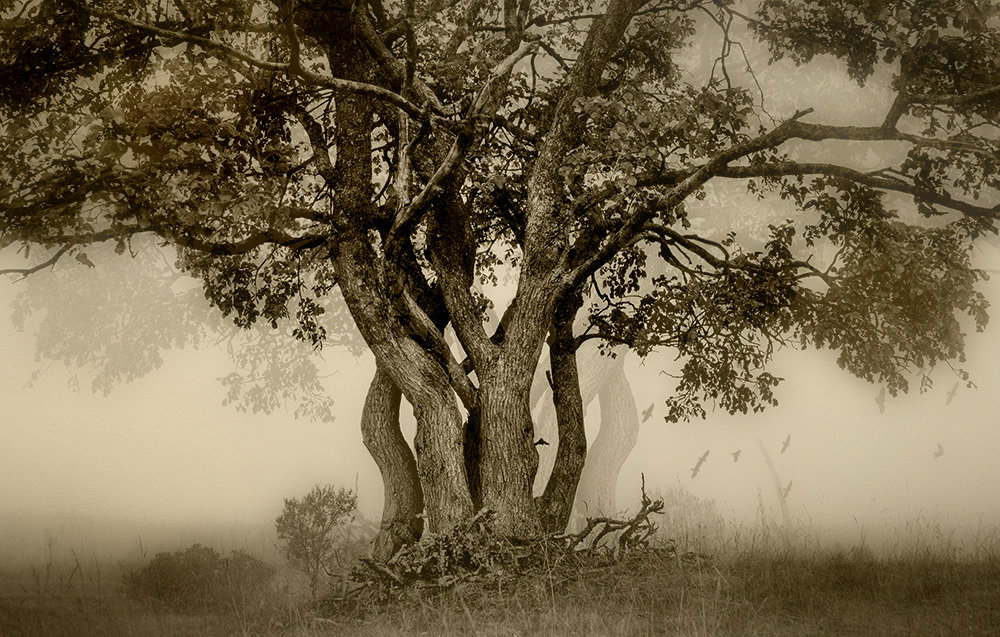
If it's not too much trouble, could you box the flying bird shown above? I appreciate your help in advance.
[780,434,791,454]
[534,438,549,446]
[875,388,886,414]
[933,444,945,459]
[75,252,95,268]
[945,382,960,405]
[731,449,741,463]
[641,403,655,423]
[782,480,793,499]
[690,450,710,478]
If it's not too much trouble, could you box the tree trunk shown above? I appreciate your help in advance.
[477,360,541,537]
[332,237,474,533]
[411,378,474,531]
[463,404,483,510]
[575,363,640,518]
[532,343,623,492]
[361,366,423,560]
[535,306,587,533]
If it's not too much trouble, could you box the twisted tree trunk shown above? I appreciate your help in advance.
[333,235,474,533]
[477,360,543,537]
[576,367,640,517]
[361,367,424,561]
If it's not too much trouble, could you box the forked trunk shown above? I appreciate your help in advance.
[361,367,423,560]
[333,239,474,535]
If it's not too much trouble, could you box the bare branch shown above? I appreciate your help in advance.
[0,244,73,279]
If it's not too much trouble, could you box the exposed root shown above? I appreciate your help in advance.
[328,478,685,613]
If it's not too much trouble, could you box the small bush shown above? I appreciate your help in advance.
[122,543,275,614]
[275,484,358,598]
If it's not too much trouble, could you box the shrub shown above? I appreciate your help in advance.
[275,484,358,598]
[122,543,276,614]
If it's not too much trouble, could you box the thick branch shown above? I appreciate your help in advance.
[399,290,478,410]
[385,40,540,252]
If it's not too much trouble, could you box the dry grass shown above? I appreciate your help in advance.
[1,516,998,636]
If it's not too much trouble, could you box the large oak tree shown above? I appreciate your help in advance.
[2,0,999,558]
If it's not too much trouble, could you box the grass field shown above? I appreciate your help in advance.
[1,516,998,636]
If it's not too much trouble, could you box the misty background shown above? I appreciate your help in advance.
[2,16,999,572]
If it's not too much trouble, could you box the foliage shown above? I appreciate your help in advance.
[275,484,359,597]
[7,236,354,420]
[121,543,275,614]
[3,0,995,416]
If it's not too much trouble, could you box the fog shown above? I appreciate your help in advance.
[3,246,1000,565]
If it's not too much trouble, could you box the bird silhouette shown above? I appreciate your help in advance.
[534,438,549,446]
[945,382,960,405]
[875,388,886,414]
[780,434,791,454]
[641,403,655,423]
[782,480,793,499]
[933,444,945,459]
[731,449,741,463]
[75,253,95,268]
[690,450,710,478]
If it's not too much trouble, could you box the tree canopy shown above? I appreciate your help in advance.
[2,0,998,555]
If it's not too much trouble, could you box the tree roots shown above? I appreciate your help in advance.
[330,477,678,611]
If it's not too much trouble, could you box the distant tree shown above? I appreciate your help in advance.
[2,0,998,560]
[275,484,357,597]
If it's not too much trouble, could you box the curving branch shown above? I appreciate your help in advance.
[714,162,1000,222]
[167,229,329,256]
[565,108,817,290]
[564,82,1000,290]
[384,39,540,252]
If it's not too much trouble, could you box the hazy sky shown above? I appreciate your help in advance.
[2,10,999,561]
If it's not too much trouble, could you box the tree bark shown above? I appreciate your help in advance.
[533,343,622,491]
[533,341,640,524]
[536,297,587,533]
[361,366,423,560]
[477,359,541,537]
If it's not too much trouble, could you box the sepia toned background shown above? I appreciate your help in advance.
[2,11,999,572]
